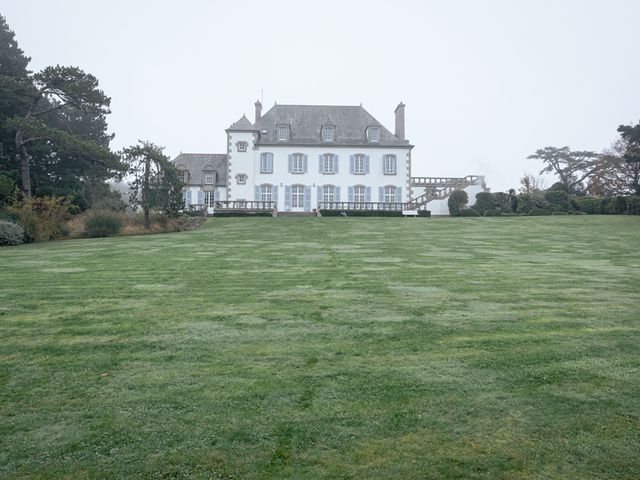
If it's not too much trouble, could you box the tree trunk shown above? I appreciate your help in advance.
[16,128,31,198]
[143,157,151,229]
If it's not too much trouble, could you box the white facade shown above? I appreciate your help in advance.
[227,130,411,212]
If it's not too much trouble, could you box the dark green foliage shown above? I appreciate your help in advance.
[494,192,511,212]
[626,196,640,215]
[547,182,569,192]
[473,192,497,215]
[460,208,480,217]
[213,212,273,217]
[447,190,468,216]
[319,210,402,217]
[483,209,501,217]
[529,146,600,193]
[417,210,431,217]
[0,220,24,245]
[544,190,570,212]
[608,196,627,215]
[574,196,606,214]
[529,207,552,216]
[83,211,123,237]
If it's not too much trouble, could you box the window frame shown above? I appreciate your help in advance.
[353,185,366,203]
[322,153,334,174]
[367,127,380,142]
[292,153,304,174]
[354,154,366,174]
[204,173,215,185]
[384,154,397,175]
[322,126,335,142]
[204,191,216,207]
[260,184,273,202]
[291,184,305,208]
[236,141,248,152]
[236,173,247,185]
[384,186,397,203]
[277,125,290,141]
[260,152,273,174]
[323,185,335,203]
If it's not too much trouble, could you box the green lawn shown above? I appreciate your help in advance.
[1,216,639,479]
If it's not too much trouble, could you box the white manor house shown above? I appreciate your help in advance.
[172,101,487,215]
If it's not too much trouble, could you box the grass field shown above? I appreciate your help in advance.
[1,216,639,479]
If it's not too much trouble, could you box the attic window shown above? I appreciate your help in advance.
[277,125,290,141]
[236,141,248,152]
[367,127,380,142]
[322,126,335,142]
[204,173,215,185]
[177,170,188,183]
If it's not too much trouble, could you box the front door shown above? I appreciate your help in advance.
[291,185,305,212]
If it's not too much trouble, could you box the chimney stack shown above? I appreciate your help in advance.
[394,102,405,140]
[255,99,262,123]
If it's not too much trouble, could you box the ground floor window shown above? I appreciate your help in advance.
[204,191,215,207]
[292,185,305,208]
[261,184,273,202]
[323,185,335,203]
[384,186,397,203]
[354,185,366,203]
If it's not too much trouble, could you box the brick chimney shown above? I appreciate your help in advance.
[394,102,405,140]
[255,99,262,123]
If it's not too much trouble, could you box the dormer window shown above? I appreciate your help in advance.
[322,126,335,142]
[367,127,380,142]
[277,125,290,141]
[204,173,215,185]
[177,170,188,183]
[236,141,248,152]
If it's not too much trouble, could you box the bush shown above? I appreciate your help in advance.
[529,207,552,216]
[483,209,501,217]
[574,196,605,214]
[417,210,431,217]
[608,196,627,215]
[84,211,123,237]
[460,208,480,217]
[517,192,547,214]
[0,220,24,246]
[627,196,640,215]
[473,192,497,215]
[448,190,468,216]
[9,196,73,242]
[544,190,570,212]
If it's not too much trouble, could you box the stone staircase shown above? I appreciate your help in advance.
[408,175,483,209]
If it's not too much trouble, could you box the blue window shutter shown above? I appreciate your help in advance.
[267,153,273,173]
[288,154,293,173]
[197,191,204,204]
[365,187,371,202]
[319,154,323,173]
[272,186,278,206]
[214,190,220,200]
[304,186,311,211]
[334,154,339,173]
[335,186,341,202]
[379,186,384,202]
[186,190,192,205]
[303,154,308,173]
[349,155,354,174]
[348,186,354,203]
[317,185,323,205]
[285,186,292,210]
[396,186,402,203]
[365,155,370,174]
[255,185,260,201]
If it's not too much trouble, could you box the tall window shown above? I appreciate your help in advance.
[204,191,215,207]
[322,153,334,174]
[261,184,272,202]
[292,153,304,173]
[354,154,365,174]
[354,185,366,203]
[384,155,397,175]
[367,127,379,142]
[261,152,273,173]
[322,126,335,142]
[292,185,305,208]
[277,125,289,141]
[204,173,215,184]
[384,186,397,203]
[323,185,335,203]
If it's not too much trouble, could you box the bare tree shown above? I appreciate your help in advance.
[519,172,546,193]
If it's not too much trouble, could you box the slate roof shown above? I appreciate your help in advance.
[253,104,411,147]
[172,153,227,186]
[226,114,257,131]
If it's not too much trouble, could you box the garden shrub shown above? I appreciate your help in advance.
[448,190,468,216]
[0,220,24,246]
[84,211,123,237]
[460,208,480,217]
[473,192,497,215]
[9,196,73,242]
[417,210,431,217]
[574,196,605,214]
[627,196,640,215]
[551,211,569,215]
[608,196,627,215]
[529,207,552,216]
[544,190,570,212]
[517,192,548,214]
[483,209,501,216]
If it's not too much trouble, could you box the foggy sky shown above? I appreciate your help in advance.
[2,0,639,191]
